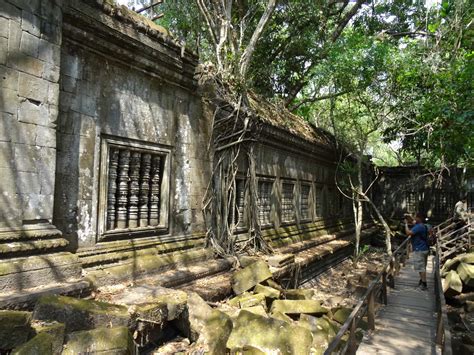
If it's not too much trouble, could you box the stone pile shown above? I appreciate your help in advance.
[0,258,363,354]
[442,252,474,305]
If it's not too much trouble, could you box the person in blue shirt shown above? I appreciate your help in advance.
[405,212,429,290]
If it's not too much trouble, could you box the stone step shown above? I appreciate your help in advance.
[0,279,91,309]
[0,252,83,294]
[0,223,62,242]
[0,238,69,256]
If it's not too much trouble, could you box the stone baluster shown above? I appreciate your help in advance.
[116,149,130,229]
[128,151,141,228]
[106,148,119,230]
[149,155,161,225]
[139,153,151,227]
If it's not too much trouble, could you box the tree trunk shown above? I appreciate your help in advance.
[365,194,393,255]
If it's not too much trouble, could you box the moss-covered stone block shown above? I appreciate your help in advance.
[62,327,135,355]
[174,292,232,354]
[32,321,65,355]
[270,311,293,323]
[227,292,251,307]
[12,333,54,355]
[263,279,283,291]
[226,310,313,354]
[232,260,272,295]
[457,263,474,287]
[284,289,315,300]
[254,284,280,299]
[32,295,130,333]
[270,300,328,316]
[332,307,354,324]
[443,270,463,297]
[238,293,266,309]
[0,310,33,350]
[241,305,268,317]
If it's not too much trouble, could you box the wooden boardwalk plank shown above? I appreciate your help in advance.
[358,255,440,355]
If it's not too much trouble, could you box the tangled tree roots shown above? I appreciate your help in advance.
[201,75,271,257]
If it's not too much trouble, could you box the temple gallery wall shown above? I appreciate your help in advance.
[0,0,465,301]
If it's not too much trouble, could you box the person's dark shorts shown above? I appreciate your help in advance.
[413,250,429,272]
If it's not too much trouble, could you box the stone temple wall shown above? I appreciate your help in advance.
[0,0,362,299]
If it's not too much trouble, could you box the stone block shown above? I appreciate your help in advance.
[0,310,33,350]
[20,30,39,58]
[18,99,48,125]
[38,40,59,65]
[61,54,81,79]
[15,171,41,193]
[270,311,293,323]
[238,293,267,309]
[0,17,7,38]
[21,10,40,37]
[443,270,463,298]
[13,144,39,172]
[0,141,13,167]
[18,72,47,102]
[254,284,281,299]
[457,263,474,287]
[36,126,55,147]
[285,289,315,300]
[43,62,59,82]
[332,307,354,324]
[10,55,44,78]
[232,260,273,295]
[174,292,233,354]
[226,310,313,354]
[31,321,65,355]
[299,314,338,339]
[1,3,21,23]
[242,305,268,317]
[466,301,474,313]
[33,295,131,333]
[1,88,18,114]
[270,300,328,316]
[47,82,59,105]
[12,0,40,14]
[40,21,60,45]
[0,37,6,64]
[267,254,295,267]
[62,327,135,355]
[11,333,54,355]
[0,64,19,90]
[8,19,21,53]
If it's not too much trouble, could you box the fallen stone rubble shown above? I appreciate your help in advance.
[0,258,367,354]
[441,252,474,354]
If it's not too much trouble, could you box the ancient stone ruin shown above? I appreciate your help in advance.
[0,0,471,354]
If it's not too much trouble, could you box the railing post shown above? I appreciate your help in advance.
[382,271,388,305]
[368,289,375,331]
[348,318,357,355]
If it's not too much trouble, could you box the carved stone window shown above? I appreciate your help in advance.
[257,181,273,225]
[281,182,295,223]
[98,137,170,240]
[300,184,311,221]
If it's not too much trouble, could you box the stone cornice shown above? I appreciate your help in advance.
[63,0,198,91]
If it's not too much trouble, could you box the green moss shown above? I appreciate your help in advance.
[37,295,128,316]
[62,327,133,355]
[12,333,53,355]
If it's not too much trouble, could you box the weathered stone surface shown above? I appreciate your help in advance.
[62,327,135,355]
[31,321,65,355]
[33,295,131,333]
[226,310,313,354]
[264,279,284,291]
[270,300,328,316]
[0,310,33,350]
[332,307,354,324]
[242,305,268,317]
[285,289,315,300]
[238,293,266,309]
[175,292,233,355]
[254,284,280,299]
[110,285,187,323]
[466,301,474,313]
[267,254,295,267]
[442,253,474,277]
[443,270,463,297]
[232,260,272,295]
[11,333,54,355]
[238,255,260,268]
[270,311,293,323]
[227,292,252,307]
[457,263,474,287]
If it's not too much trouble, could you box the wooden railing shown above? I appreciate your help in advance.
[434,241,452,355]
[324,237,411,355]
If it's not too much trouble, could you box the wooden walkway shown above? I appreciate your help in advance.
[357,255,440,355]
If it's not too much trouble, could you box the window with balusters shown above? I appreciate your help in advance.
[300,184,311,221]
[99,137,170,239]
[281,182,295,223]
[257,180,273,225]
